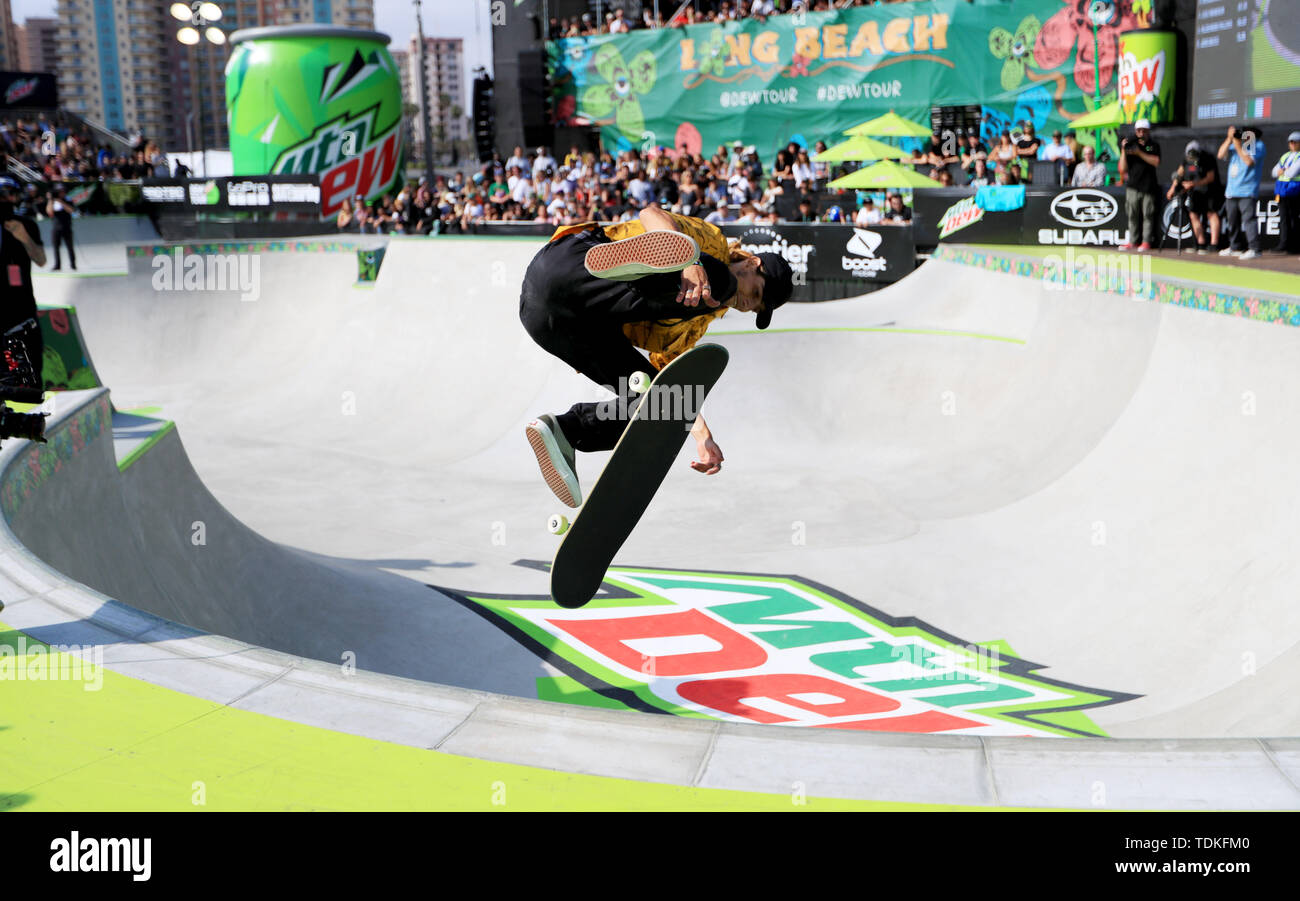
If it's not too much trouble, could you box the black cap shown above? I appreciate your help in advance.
[754,253,793,329]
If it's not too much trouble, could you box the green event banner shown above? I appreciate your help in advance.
[549,0,1151,160]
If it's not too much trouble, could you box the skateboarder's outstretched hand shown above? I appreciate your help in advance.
[677,263,720,309]
[691,436,724,475]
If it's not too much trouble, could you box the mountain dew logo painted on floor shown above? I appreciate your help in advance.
[461,566,1135,737]
[225,25,404,219]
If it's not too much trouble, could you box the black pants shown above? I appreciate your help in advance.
[519,230,658,452]
[1278,193,1300,254]
[51,224,75,269]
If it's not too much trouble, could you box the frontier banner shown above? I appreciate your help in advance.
[549,0,1148,162]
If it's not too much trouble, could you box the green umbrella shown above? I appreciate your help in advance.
[828,159,944,189]
[813,135,909,163]
[1069,100,1125,128]
[843,111,934,138]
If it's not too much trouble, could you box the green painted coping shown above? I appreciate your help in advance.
[710,326,1026,344]
[117,420,176,472]
[0,623,1043,811]
[975,244,1300,297]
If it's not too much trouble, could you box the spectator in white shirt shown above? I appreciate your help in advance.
[792,149,815,192]
[855,198,883,226]
[1070,145,1107,187]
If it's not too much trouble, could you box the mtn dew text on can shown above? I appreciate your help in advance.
[225,24,404,218]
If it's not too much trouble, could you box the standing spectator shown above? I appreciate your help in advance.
[1218,125,1264,260]
[1270,131,1300,255]
[1041,130,1074,184]
[1117,118,1161,251]
[1070,145,1107,187]
[1014,121,1043,183]
[45,185,76,271]
[609,8,630,33]
[792,198,817,222]
[505,145,528,173]
[811,140,830,190]
[532,146,557,183]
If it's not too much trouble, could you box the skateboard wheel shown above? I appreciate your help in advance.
[547,514,570,535]
[629,371,652,394]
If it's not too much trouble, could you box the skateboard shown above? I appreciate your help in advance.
[547,343,729,608]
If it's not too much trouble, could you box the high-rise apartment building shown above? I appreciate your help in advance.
[0,0,20,70]
[54,0,376,157]
[406,35,466,153]
[16,18,59,73]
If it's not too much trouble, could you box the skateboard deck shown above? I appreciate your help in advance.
[550,343,729,607]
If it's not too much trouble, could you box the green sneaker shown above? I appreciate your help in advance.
[525,414,581,507]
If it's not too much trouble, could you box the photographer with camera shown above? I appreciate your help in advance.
[1117,119,1161,251]
[1165,140,1223,254]
[0,176,49,444]
[1218,125,1265,260]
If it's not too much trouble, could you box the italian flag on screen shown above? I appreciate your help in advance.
[1251,96,1272,118]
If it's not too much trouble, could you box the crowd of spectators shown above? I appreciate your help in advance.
[336,140,923,235]
[1,114,169,183]
[905,121,1110,189]
[549,0,918,37]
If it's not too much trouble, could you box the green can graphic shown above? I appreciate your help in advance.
[1117,30,1176,124]
[225,24,405,217]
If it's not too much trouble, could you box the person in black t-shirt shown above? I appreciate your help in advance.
[46,185,76,271]
[1166,141,1223,254]
[0,176,49,443]
[1117,119,1162,250]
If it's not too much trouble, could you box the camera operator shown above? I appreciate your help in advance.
[1165,140,1223,254]
[0,176,49,443]
[1117,118,1161,251]
[1218,125,1264,260]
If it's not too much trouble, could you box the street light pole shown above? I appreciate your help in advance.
[414,0,437,187]
[171,2,227,176]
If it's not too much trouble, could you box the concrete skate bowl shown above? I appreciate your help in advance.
[2,236,1298,810]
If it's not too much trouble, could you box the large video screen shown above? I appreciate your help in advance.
[1192,0,1300,126]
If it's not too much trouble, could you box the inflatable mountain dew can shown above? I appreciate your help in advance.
[225,25,405,218]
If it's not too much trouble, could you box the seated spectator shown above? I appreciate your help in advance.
[336,197,357,233]
[704,202,737,224]
[855,197,883,226]
[960,130,988,174]
[882,192,912,225]
[793,197,818,222]
[990,131,1017,173]
[792,148,815,192]
[759,176,784,213]
[1070,145,1107,186]
[967,157,994,186]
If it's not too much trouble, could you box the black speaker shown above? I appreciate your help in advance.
[517,48,552,149]
[472,73,495,162]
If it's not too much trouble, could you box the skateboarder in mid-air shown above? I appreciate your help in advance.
[521,205,794,506]
[0,176,49,445]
